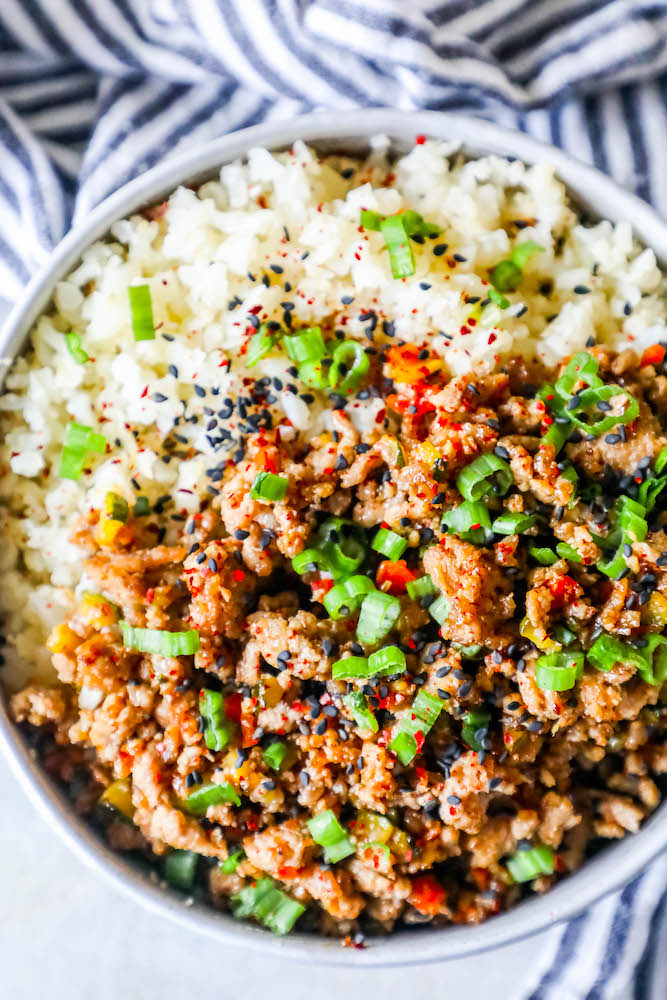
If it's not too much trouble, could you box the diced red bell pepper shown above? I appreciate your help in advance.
[376,559,415,595]
[409,874,447,915]
[641,343,665,368]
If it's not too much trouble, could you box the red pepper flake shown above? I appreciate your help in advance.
[415,134,426,144]
[488,333,497,345]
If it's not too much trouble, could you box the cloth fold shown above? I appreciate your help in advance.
[0,2,665,996]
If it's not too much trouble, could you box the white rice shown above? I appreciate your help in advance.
[1,137,666,690]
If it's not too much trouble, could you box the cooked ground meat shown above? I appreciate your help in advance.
[10,343,667,941]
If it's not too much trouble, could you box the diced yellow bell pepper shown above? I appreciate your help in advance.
[353,809,410,857]
[642,592,667,628]
[413,441,441,467]
[96,516,125,546]
[46,623,79,655]
[519,616,561,653]
[99,777,135,820]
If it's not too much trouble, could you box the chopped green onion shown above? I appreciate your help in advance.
[490,241,543,294]
[64,422,107,454]
[64,332,89,364]
[133,496,150,516]
[506,844,555,883]
[183,781,240,814]
[360,209,439,279]
[637,475,667,513]
[390,690,442,765]
[344,692,378,732]
[246,323,280,366]
[360,209,382,230]
[406,575,436,600]
[262,741,288,772]
[60,422,107,480]
[119,623,200,656]
[372,527,408,561]
[129,284,155,341]
[200,689,235,752]
[342,575,377,603]
[527,545,559,566]
[492,511,537,535]
[537,384,572,454]
[617,497,648,541]
[297,359,330,389]
[555,353,602,400]
[441,500,493,545]
[331,656,370,679]
[292,548,334,576]
[488,287,510,309]
[221,850,244,874]
[284,326,326,364]
[555,542,583,563]
[457,453,513,502]
[461,709,490,751]
[318,517,367,577]
[597,496,647,578]
[452,643,484,658]
[490,259,522,293]
[566,384,639,437]
[356,590,401,644]
[428,594,450,626]
[323,575,375,619]
[105,491,128,522]
[553,624,577,646]
[587,633,645,674]
[534,651,584,691]
[250,471,288,502]
[380,213,415,279]
[329,340,370,392]
[511,240,544,269]
[307,809,355,863]
[635,635,667,685]
[560,464,579,507]
[655,444,667,475]
[163,850,198,890]
[231,878,305,935]
[368,645,406,675]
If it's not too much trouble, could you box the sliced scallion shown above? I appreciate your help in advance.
[507,844,555,882]
[356,590,401,644]
[371,527,408,561]
[129,284,155,341]
[250,471,288,502]
[307,809,355,863]
[343,692,378,732]
[390,690,442,765]
[534,651,584,691]
[163,849,198,890]
[200,689,235,752]
[183,781,240,814]
[120,622,200,656]
[457,453,513,502]
[64,331,89,364]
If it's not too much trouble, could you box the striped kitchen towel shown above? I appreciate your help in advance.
[0,1,666,996]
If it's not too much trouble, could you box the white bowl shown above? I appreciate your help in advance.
[1,109,666,966]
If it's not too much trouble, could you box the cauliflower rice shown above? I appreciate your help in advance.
[1,137,666,937]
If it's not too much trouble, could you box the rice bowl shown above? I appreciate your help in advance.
[1,111,666,962]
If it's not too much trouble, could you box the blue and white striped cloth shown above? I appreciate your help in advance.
[0,1,666,995]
